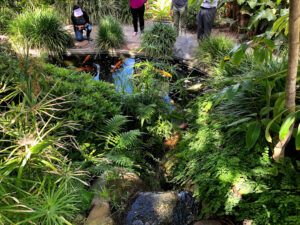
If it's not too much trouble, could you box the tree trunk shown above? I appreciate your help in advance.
[273,0,300,161]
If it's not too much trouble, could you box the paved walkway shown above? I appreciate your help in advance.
[1,22,238,64]
[66,22,238,63]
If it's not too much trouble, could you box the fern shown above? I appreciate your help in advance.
[137,103,157,127]
[106,154,135,169]
[102,115,130,134]
[111,130,142,152]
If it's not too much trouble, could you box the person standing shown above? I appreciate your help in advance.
[71,5,93,41]
[170,0,188,36]
[197,0,218,40]
[130,0,148,36]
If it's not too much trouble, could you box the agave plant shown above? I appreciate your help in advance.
[8,8,72,57]
[96,16,125,51]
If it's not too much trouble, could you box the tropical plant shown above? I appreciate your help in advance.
[96,16,125,51]
[236,0,289,32]
[20,182,80,225]
[141,23,177,59]
[148,0,172,21]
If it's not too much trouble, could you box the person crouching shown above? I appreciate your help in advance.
[71,5,92,42]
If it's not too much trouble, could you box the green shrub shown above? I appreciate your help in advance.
[172,94,300,223]
[42,64,121,138]
[0,7,15,34]
[148,0,172,22]
[117,0,132,24]
[8,8,72,56]
[96,16,125,50]
[196,34,236,66]
[186,0,200,31]
[141,23,177,59]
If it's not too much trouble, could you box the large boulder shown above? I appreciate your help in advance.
[87,169,148,225]
[193,220,222,225]
[125,191,197,225]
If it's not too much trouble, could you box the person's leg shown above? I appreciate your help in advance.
[197,9,205,40]
[130,7,138,34]
[173,7,180,36]
[75,29,84,41]
[138,4,145,32]
[202,8,216,38]
[85,24,92,40]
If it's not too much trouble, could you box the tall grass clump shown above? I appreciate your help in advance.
[96,16,124,51]
[141,23,177,59]
[0,7,15,34]
[196,35,236,66]
[8,8,72,56]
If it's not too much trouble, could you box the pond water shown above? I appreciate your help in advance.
[60,54,207,106]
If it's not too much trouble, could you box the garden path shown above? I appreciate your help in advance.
[66,22,238,64]
[67,22,197,60]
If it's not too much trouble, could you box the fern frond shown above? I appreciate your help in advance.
[102,115,130,134]
[112,130,142,152]
[106,154,135,169]
[137,103,156,127]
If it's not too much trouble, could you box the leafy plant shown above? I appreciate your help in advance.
[42,64,121,142]
[196,34,235,67]
[147,0,172,21]
[8,8,72,56]
[141,23,177,59]
[21,182,80,225]
[96,16,125,51]
[0,7,15,34]
[186,0,201,31]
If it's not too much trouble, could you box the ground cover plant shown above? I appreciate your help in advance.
[170,29,300,224]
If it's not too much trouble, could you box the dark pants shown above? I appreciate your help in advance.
[130,5,145,32]
[74,24,92,41]
[197,7,216,40]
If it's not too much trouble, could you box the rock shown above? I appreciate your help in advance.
[193,220,222,225]
[88,168,148,225]
[86,202,114,225]
[126,191,197,225]
[243,219,253,225]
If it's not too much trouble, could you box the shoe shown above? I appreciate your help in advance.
[132,32,137,36]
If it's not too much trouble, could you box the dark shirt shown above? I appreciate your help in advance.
[71,10,90,26]
[171,0,188,9]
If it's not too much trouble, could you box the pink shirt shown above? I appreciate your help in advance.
[130,0,146,9]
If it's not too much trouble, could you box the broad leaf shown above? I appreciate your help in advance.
[265,110,287,142]
[279,113,295,141]
[246,121,261,149]
[296,123,300,150]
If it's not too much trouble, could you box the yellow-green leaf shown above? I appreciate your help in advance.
[279,113,295,141]
[296,124,300,150]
